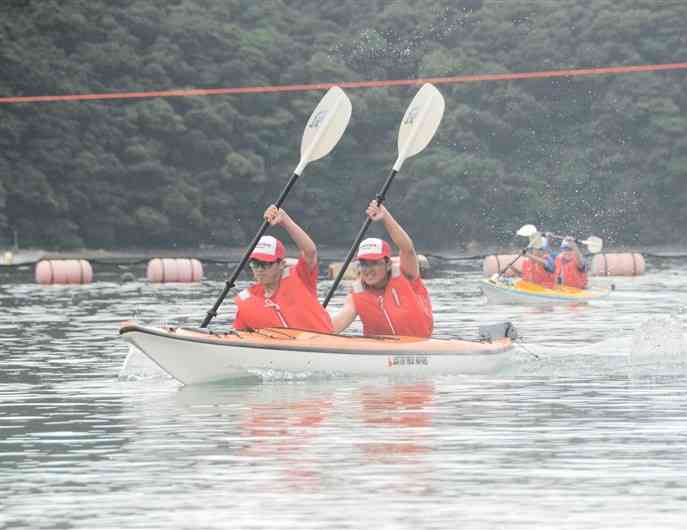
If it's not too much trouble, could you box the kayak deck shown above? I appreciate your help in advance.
[119,323,516,384]
[120,323,513,354]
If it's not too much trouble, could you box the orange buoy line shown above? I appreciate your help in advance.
[1,62,686,104]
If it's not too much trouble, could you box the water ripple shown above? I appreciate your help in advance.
[1,262,687,529]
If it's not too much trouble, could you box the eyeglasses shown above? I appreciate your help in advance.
[358,260,385,270]
[249,259,278,270]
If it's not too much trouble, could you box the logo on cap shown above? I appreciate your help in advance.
[250,236,285,262]
[357,238,391,261]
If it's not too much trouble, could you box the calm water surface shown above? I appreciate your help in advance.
[1,257,687,529]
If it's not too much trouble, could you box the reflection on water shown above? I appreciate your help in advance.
[1,260,687,529]
[357,383,434,457]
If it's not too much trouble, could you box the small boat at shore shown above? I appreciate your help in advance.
[119,322,517,385]
[480,274,611,305]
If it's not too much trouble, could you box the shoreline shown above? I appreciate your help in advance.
[2,243,685,268]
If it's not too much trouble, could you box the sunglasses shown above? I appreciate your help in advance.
[249,259,278,270]
[358,259,385,269]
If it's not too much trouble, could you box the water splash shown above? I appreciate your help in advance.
[629,315,686,363]
[118,345,171,381]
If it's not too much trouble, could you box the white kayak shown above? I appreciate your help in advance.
[119,322,517,385]
[480,274,611,305]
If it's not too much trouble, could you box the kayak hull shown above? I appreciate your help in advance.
[119,323,515,385]
[480,275,611,305]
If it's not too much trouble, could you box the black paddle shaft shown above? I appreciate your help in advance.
[200,172,301,328]
[498,250,526,278]
[322,168,398,307]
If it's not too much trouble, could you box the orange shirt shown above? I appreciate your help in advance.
[554,252,589,289]
[351,264,433,337]
[234,257,333,332]
[522,255,555,288]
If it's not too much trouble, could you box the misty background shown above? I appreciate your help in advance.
[1,0,685,253]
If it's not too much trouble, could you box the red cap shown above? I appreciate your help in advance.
[357,237,391,261]
[250,236,285,262]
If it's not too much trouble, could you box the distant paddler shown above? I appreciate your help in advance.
[514,236,556,288]
[544,231,603,289]
[554,236,590,289]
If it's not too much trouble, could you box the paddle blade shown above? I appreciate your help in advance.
[582,236,603,254]
[393,83,445,171]
[295,86,352,175]
[517,224,538,238]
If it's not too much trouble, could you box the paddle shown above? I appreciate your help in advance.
[497,225,543,277]
[322,83,445,308]
[545,233,604,254]
[200,86,352,328]
[517,224,539,239]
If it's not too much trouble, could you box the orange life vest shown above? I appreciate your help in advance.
[522,257,555,288]
[351,263,433,338]
[555,252,589,289]
[233,257,333,332]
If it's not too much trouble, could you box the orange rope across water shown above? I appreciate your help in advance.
[1,62,686,104]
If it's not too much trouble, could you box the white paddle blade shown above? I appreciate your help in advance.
[295,86,352,175]
[393,83,445,172]
[516,224,538,238]
[583,236,603,254]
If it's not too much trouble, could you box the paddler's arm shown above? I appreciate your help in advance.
[526,252,554,271]
[367,201,419,280]
[264,205,318,269]
[331,293,358,333]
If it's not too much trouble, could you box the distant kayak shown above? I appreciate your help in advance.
[480,274,611,305]
[119,322,516,385]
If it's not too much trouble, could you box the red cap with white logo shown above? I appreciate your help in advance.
[250,236,285,262]
[357,237,391,261]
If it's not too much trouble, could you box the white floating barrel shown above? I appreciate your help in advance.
[328,255,430,280]
[591,253,645,276]
[35,259,93,285]
[482,254,523,276]
[146,258,203,283]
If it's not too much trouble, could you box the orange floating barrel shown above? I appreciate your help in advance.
[146,258,203,283]
[590,253,645,276]
[482,255,523,276]
[35,259,93,284]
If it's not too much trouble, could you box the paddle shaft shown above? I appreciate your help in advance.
[498,251,526,278]
[546,232,585,245]
[200,172,301,328]
[322,168,398,308]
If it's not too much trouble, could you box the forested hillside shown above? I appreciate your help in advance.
[1,0,686,251]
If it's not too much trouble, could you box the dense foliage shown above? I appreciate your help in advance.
[1,0,685,251]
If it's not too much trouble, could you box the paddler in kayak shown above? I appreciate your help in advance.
[331,201,433,337]
[518,237,556,288]
[555,237,589,289]
[233,205,333,332]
